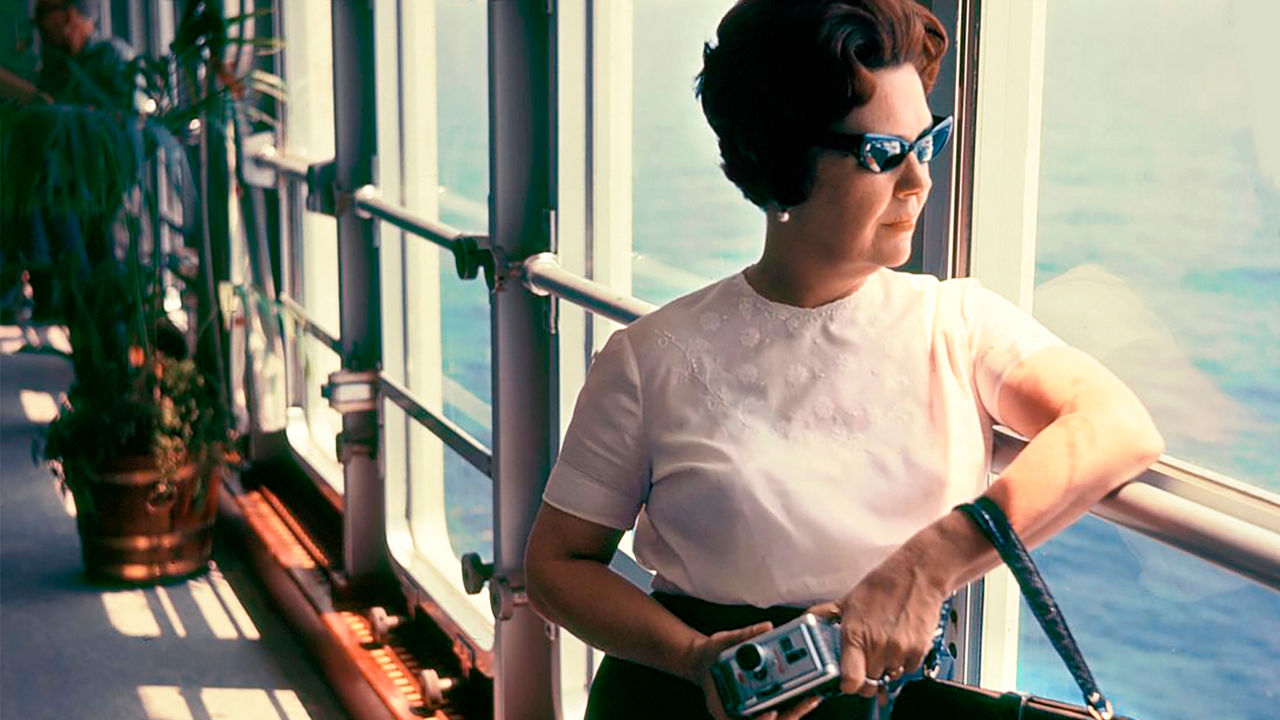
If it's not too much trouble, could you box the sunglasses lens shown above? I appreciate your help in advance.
[861,138,909,173]
[915,120,953,164]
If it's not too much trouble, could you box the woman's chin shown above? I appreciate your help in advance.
[874,233,915,268]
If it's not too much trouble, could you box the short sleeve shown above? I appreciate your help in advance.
[962,281,1065,425]
[543,329,649,529]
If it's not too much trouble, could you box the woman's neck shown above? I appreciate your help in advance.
[746,237,878,309]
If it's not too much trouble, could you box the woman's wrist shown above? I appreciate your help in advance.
[891,508,992,598]
[678,631,713,684]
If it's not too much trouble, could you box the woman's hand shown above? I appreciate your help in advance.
[688,622,825,720]
[809,558,948,698]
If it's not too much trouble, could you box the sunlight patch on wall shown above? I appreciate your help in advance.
[209,564,262,640]
[187,577,239,639]
[154,585,187,638]
[138,685,195,720]
[102,589,162,638]
[19,389,58,423]
[138,686,313,720]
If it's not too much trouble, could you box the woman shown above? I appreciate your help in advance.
[525,1,1164,718]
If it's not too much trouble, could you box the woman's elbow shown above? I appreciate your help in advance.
[1109,401,1165,482]
[524,531,555,612]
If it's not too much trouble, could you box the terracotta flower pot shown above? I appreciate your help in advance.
[73,456,222,583]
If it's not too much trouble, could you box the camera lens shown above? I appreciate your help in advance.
[735,643,764,672]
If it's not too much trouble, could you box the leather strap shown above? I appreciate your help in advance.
[955,497,1114,720]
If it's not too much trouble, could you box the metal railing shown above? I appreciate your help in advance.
[353,186,470,251]
[378,375,493,478]
[522,253,658,325]
[277,294,343,357]
[993,428,1280,593]
[254,145,309,181]
[519,257,1280,595]
[253,156,1280,596]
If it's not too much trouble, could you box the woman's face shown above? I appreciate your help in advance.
[794,64,936,271]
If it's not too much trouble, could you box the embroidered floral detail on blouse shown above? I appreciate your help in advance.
[740,327,761,348]
[735,364,759,384]
[738,297,755,319]
[700,312,724,331]
[656,329,729,410]
[786,364,812,385]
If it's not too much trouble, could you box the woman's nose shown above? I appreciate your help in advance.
[894,153,932,198]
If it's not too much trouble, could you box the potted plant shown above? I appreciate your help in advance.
[1,1,278,583]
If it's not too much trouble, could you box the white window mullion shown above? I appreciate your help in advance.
[966,0,1049,692]
[968,0,1047,311]
[589,0,634,348]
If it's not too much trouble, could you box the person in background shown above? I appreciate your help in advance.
[0,0,136,324]
[524,1,1164,718]
[32,0,134,109]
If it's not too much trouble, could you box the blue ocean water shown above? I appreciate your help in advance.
[429,1,1279,717]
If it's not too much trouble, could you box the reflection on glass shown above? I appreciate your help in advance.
[1033,0,1279,489]
[437,0,493,561]
[632,0,760,304]
[438,0,489,232]
[1024,3,1280,713]
[1018,515,1279,719]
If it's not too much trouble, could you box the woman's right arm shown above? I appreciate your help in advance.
[525,502,711,682]
[526,503,816,720]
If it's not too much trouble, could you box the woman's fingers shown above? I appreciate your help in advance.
[700,621,775,720]
[709,621,774,652]
[838,633,872,695]
[803,601,840,620]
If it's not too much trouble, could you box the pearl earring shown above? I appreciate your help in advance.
[777,209,791,223]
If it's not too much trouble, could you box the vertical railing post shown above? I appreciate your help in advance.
[490,0,557,716]
[330,0,392,596]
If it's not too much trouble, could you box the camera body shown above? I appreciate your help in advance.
[710,613,843,718]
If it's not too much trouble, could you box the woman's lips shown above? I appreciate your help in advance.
[882,218,917,231]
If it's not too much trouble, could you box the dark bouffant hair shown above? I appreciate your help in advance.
[696,0,947,209]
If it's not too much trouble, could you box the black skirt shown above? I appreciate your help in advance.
[583,592,877,719]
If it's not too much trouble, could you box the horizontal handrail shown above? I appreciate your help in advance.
[378,375,493,478]
[353,185,477,252]
[254,146,309,180]
[521,253,658,325]
[511,256,1280,594]
[993,430,1280,593]
[277,294,344,358]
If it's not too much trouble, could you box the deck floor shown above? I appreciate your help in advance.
[1,327,349,720]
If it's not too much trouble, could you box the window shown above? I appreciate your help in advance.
[372,0,494,642]
[969,1,1280,715]
[1032,0,1279,492]
[278,0,343,487]
[431,0,493,566]
[630,0,759,305]
[1020,515,1279,719]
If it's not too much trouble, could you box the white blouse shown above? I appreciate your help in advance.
[543,268,1062,607]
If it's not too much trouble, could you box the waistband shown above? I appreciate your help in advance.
[651,591,809,635]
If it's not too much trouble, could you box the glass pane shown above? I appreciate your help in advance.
[437,0,492,560]
[280,0,342,480]
[1033,0,1280,489]
[632,0,760,305]
[438,0,489,232]
[1017,515,1280,719]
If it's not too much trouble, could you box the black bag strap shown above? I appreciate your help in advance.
[954,497,1115,720]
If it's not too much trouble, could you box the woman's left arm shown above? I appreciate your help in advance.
[831,345,1165,695]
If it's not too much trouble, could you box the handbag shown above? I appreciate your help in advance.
[889,497,1130,720]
